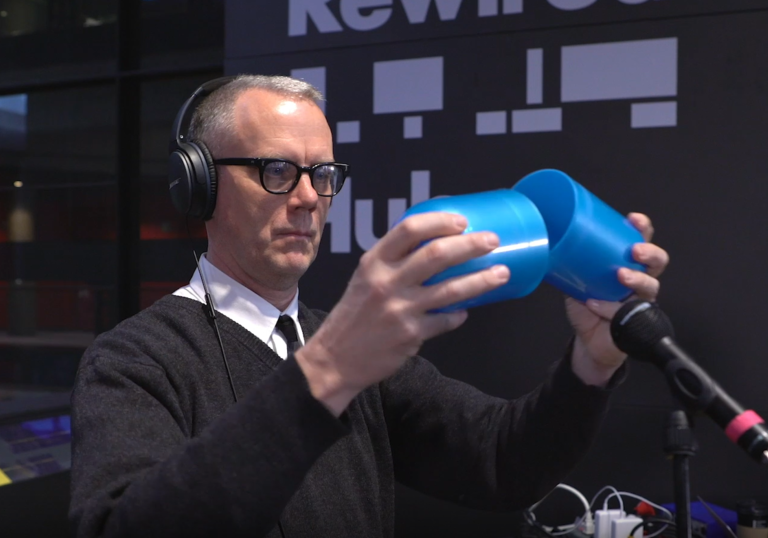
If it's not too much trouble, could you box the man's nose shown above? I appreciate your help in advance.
[290,172,318,205]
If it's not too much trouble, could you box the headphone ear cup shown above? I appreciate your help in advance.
[168,145,196,216]
[168,140,217,220]
[195,141,218,220]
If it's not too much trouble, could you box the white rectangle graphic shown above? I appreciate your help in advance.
[527,49,543,105]
[411,170,430,205]
[503,0,523,14]
[512,108,562,133]
[374,57,443,114]
[291,67,326,113]
[631,101,677,128]
[478,0,498,16]
[336,121,360,143]
[476,111,507,135]
[403,116,423,138]
[561,38,677,103]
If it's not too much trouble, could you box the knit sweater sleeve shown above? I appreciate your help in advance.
[69,327,348,538]
[380,350,625,510]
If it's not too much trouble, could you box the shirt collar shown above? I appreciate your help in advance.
[188,254,300,343]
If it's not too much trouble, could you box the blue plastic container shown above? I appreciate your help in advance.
[511,169,645,303]
[399,189,549,312]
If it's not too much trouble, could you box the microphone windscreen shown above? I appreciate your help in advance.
[610,300,675,360]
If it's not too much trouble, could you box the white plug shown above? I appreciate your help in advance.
[611,515,643,538]
[594,509,626,538]
[581,510,595,535]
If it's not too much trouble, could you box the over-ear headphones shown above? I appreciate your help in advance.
[168,76,237,220]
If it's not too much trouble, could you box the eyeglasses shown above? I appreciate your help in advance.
[212,157,349,197]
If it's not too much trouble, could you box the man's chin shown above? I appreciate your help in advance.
[274,255,313,278]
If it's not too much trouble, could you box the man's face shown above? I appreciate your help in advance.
[206,88,334,292]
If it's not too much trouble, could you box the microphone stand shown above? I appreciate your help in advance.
[664,410,698,538]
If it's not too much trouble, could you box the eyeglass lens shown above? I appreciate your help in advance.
[262,160,341,195]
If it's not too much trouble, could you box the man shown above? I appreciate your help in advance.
[69,75,668,537]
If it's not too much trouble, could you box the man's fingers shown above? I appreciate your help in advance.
[628,212,654,242]
[420,264,510,313]
[618,268,660,301]
[419,309,470,340]
[375,212,467,262]
[631,242,669,278]
[400,231,500,285]
[584,298,625,321]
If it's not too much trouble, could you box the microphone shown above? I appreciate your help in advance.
[610,300,768,465]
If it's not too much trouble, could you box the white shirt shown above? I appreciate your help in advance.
[173,254,305,360]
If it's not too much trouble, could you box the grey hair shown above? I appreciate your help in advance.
[188,74,325,154]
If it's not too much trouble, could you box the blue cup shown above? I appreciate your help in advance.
[511,169,646,303]
[399,189,549,312]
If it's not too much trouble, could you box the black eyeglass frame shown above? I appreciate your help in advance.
[213,157,349,197]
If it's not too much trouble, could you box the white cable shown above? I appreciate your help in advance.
[527,483,591,536]
[556,483,591,514]
[528,484,674,537]
[570,485,623,534]
[646,524,671,538]
[602,491,673,519]
[590,485,624,513]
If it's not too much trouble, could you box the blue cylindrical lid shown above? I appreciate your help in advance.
[512,169,645,303]
[399,189,549,311]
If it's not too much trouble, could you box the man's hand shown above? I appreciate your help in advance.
[296,212,510,416]
[567,213,670,386]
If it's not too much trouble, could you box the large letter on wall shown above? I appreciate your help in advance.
[326,177,352,253]
[547,0,598,9]
[340,0,393,30]
[289,0,343,36]
[401,0,463,23]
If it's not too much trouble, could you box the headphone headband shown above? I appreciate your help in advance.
[169,75,237,154]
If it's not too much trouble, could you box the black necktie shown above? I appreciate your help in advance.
[275,315,301,354]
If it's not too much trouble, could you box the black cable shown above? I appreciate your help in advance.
[629,520,646,537]
[629,516,677,538]
[193,252,238,403]
[192,251,287,537]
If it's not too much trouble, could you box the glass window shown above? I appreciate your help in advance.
[141,0,223,70]
[0,0,116,87]
[0,86,117,407]
[140,75,216,308]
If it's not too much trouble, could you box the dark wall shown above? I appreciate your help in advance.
[225,1,768,536]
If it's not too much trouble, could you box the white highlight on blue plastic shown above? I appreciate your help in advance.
[336,121,361,143]
[512,108,562,133]
[403,116,423,138]
[476,111,507,135]
[373,57,444,114]
[492,238,549,254]
[561,38,678,103]
[527,49,544,105]
[631,101,677,128]
[290,66,326,113]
